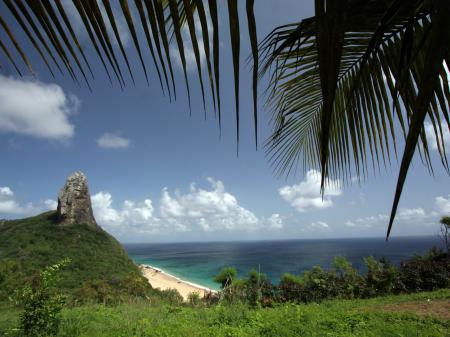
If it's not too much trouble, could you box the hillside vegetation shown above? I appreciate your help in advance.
[0,211,149,301]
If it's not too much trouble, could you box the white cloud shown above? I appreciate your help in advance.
[159,178,259,231]
[266,213,283,229]
[279,170,342,212]
[435,194,450,215]
[425,122,450,153]
[0,186,36,215]
[345,207,429,230]
[89,178,284,238]
[91,192,161,236]
[309,221,329,230]
[97,133,130,149]
[397,207,427,220]
[44,199,58,210]
[0,76,77,140]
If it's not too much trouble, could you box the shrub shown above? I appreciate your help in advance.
[332,256,364,299]
[187,292,202,306]
[214,267,237,289]
[243,269,266,306]
[398,247,450,292]
[279,273,303,302]
[158,289,183,306]
[363,256,398,297]
[301,265,335,302]
[18,258,70,337]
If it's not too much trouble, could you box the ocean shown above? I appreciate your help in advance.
[124,236,442,290]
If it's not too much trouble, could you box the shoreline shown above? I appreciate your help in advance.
[138,264,217,301]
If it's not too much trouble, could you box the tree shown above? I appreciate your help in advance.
[214,267,237,289]
[440,216,450,253]
[1,1,449,237]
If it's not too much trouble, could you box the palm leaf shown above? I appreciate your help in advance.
[0,14,33,75]
[195,0,216,113]
[208,0,221,127]
[12,0,63,75]
[153,0,176,99]
[227,0,240,151]
[182,0,206,113]
[102,0,135,84]
[144,0,172,99]
[4,0,55,77]
[246,0,258,148]
[54,0,93,79]
[387,0,450,238]
[168,0,191,110]
[40,0,92,90]
[134,0,166,91]
[71,0,114,85]
[119,0,149,85]
[0,37,23,76]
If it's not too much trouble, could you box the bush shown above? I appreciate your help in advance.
[214,267,237,289]
[243,269,266,306]
[398,247,450,292]
[187,292,202,306]
[18,258,70,337]
[331,256,364,299]
[279,273,303,302]
[158,289,183,306]
[215,248,450,307]
[364,256,398,297]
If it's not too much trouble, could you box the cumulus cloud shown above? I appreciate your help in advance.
[97,133,130,149]
[279,170,342,212]
[0,186,38,215]
[0,76,78,140]
[345,207,429,230]
[435,194,450,214]
[159,178,259,231]
[91,192,161,236]
[266,214,283,230]
[425,122,450,153]
[89,178,283,238]
[44,199,58,210]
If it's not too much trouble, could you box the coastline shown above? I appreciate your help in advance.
[138,264,217,301]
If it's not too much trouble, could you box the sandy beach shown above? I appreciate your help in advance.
[139,264,216,301]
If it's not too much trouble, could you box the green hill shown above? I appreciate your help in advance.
[0,211,149,301]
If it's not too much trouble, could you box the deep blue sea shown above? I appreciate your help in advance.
[124,236,442,290]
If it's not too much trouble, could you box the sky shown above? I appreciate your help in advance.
[0,1,449,243]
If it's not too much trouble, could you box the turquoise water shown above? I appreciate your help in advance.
[124,236,441,290]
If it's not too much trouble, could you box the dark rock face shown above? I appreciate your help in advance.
[57,171,98,227]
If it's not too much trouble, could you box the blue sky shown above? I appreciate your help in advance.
[0,1,449,242]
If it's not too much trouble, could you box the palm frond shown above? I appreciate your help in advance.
[261,0,450,237]
[2,0,449,237]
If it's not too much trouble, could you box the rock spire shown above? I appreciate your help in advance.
[57,171,98,227]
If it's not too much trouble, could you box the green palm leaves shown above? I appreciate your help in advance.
[262,0,450,237]
[1,0,449,237]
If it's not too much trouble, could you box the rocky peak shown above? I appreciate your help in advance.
[57,171,98,227]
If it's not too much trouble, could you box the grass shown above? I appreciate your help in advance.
[0,289,448,336]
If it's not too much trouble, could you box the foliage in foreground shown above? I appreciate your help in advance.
[18,259,70,337]
[1,289,449,337]
[215,248,450,306]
